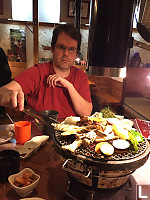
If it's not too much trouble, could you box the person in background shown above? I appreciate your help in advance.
[0,47,12,116]
[0,24,92,118]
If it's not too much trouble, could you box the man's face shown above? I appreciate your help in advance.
[52,32,78,71]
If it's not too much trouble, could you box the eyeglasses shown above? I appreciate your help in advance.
[55,44,77,54]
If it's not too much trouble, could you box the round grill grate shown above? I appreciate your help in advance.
[54,131,148,162]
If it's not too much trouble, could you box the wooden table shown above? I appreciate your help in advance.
[0,121,68,200]
[0,115,150,200]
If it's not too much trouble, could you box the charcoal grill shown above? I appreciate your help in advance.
[53,131,150,190]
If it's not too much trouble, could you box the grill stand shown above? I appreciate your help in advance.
[62,158,136,189]
[64,173,135,200]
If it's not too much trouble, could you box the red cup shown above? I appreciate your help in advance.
[14,121,31,145]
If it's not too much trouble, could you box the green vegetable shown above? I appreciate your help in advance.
[128,132,138,152]
[129,130,143,142]
[100,107,115,118]
[128,130,143,152]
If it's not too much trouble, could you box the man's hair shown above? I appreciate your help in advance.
[51,24,81,53]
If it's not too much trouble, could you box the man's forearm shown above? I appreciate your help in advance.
[67,84,92,116]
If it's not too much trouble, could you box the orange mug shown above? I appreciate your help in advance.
[14,121,31,145]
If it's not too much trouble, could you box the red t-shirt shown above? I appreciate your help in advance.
[14,61,92,118]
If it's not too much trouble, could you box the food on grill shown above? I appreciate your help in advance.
[100,142,114,155]
[62,139,82,152]
[53,109,144,154]
[13,172,35,187]
[91,112,103,118]
[61,129,77,136]
[53,123,82,132]
[76,116,93,126]
[89,117,106,123]
[95,134,119,143]
[64,116,80,125]
[95,142,106,153]
[106,118,120,125]
[119,119,134,130]
[85,130,97,141]
[112,139,130,150]
[129,130,143,142]
[82,138,91,148]
[112,124,129,140]
[128,130,144,152]
[100,107,115,118]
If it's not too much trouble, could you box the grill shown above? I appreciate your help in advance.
[54,131,148,162]
[53,130,150,191]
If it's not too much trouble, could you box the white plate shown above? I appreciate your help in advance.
[0,130,13,144]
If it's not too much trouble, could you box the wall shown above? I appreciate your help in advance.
[0,23,89,62]
[60,0,90,25]
[0,24,149,65]
[0,24,25,56]
[0,0,12,19]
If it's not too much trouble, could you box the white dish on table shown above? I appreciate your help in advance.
[17,146,33,159]
[8,168,40,197]
[30,135,49,146]
[24,141,41,153]
[17,135,49,159]
[0,129,13,144]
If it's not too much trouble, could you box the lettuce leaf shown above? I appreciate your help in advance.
[128,130,143,152]
[129,130,143,142]
[128,131,138,152]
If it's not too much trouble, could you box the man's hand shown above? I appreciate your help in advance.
[47,74,72,89]
[47,73,92,116]
[0,86,25,111]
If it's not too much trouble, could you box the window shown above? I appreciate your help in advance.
[12,0,33,21]
[39,0,60,23]
[12,0,60,23]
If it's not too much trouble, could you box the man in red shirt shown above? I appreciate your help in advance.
[0,24,92,118]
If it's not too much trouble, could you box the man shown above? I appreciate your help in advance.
[0,24,92,118]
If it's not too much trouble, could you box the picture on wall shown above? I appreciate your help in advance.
[68,0,90,19]
[8,29,26,62]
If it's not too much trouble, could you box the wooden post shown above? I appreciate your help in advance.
[33,0,39,65]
